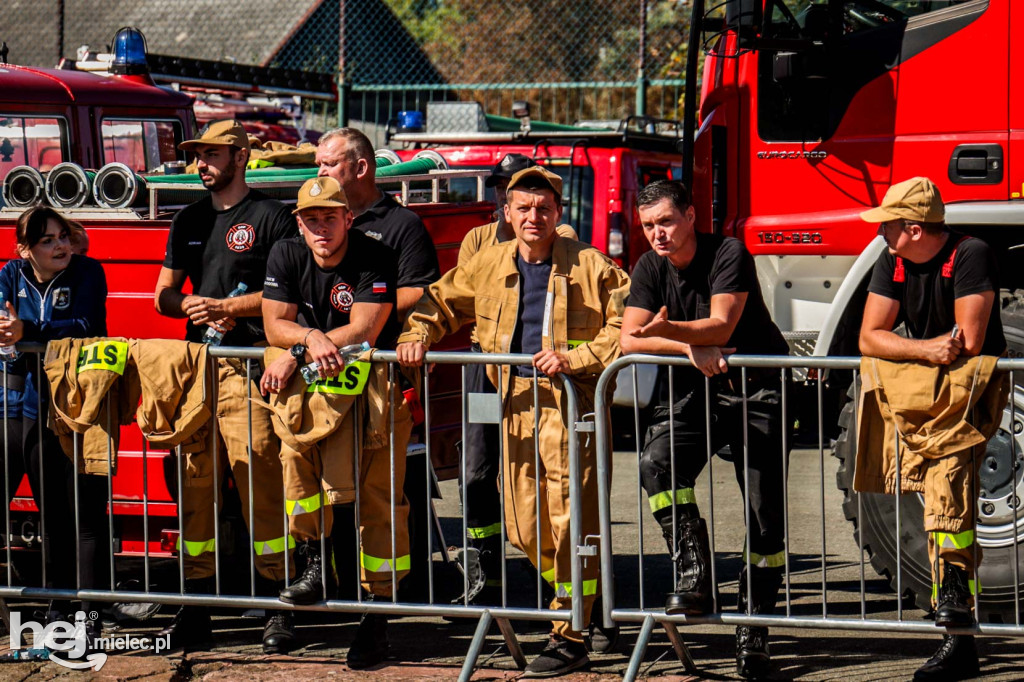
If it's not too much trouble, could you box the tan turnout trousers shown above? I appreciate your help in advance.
[503,375,599,643]
[179,358,292,582]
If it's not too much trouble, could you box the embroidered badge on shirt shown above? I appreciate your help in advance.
[53,287,71,310]
[372,282,387,294]
[225,223,255,253]
[330,282,355,313]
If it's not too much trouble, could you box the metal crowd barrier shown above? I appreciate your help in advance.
[592,354,1024,681]
[0,344,588,679]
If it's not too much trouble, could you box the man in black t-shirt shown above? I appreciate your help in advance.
[622,180,789,680]
[316,127,440,604]
[153,119,297,654]
[262,176,408,670]
[315,127,440,320]
[860,177,1005,681]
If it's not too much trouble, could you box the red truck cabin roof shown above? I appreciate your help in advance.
[1,64,195,176]
[395,143,680,270]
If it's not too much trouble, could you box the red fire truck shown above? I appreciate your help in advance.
[0,32,490,564]
[685,0,1023,622]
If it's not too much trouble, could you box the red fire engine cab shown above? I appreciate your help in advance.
[686,0,1023,623]
[0,30,490,562]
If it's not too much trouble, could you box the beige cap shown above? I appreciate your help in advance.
[860,176,945,224]
[179,119,250,152]
[293,176,349,214]
[507,166,563,199]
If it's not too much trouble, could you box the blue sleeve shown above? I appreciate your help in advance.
[21,258,108,340]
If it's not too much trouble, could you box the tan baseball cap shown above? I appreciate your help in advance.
[179,119,250,152]
[860,176,945,224]
[507,166,563,199]
[293,176,349,214]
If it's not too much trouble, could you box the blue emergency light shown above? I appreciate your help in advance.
[110,27,149,75]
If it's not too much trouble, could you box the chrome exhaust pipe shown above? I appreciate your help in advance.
[2,166,46,209]
[44,163,95,209]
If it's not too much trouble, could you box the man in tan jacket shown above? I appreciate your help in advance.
[398,166,629,677]
[453,153,577,607]
[859,176,1007,681]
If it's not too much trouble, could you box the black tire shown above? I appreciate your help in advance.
[833,290,1024,624]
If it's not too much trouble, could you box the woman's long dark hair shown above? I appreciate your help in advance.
[15,205,73,249]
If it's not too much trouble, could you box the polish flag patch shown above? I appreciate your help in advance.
[372,282,387,294]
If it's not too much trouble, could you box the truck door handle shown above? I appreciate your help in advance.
[948,144,1003,185]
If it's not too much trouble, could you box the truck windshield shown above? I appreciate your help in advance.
[101,119,183,173]
[766,0,977,39]
[447,165,596,244]
[0,116,66,177]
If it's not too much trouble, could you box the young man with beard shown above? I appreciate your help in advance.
[154,119,297,653]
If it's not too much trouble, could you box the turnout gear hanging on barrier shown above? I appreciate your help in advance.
[44,336,141,475]
[400,233,630,643]
[855,355,1008,610]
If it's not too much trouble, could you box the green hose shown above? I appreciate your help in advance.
[142,156,442,186]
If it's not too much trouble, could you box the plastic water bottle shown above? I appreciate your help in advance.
[202,282,248,345]
[301,341,370,385]
[0,292,16,357]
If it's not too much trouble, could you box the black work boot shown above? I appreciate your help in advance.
[346,599,389,670]
[913,635,980,681]
[524,634,590,677]
[451,534,504,606]
[735,565,783,679]
[158,578,214,649]
[262,609,296,654]
[586,596,619,655]
[279,540,328,606]
[663,517,715,615]
[935,563,974,627]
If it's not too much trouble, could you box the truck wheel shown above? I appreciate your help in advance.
[833,293,1024,624]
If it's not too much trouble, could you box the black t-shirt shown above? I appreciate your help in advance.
[511,254,552,374]
[263,230,401,349]
[353,193,440,292]
[164,189,297,345]
[867,232,1005,356]
[627,233,788,395]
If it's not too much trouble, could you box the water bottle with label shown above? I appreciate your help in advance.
[202,282,248,345]
[300,341,370,385]
[0,292,17,357]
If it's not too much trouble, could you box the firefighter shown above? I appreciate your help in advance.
[858,177,1007,681]
[621,180,790,680]
[452,153,577,607]
[154,119,297,653]
[397,166,630,677]
[260,176,406,668]
[316,127,439,601]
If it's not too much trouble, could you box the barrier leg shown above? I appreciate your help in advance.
[459,610,494,682]
[495,616,527,669]
[662,621,698,674]
[623,613,656,682]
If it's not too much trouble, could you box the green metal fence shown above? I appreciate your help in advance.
[3,0,692,145]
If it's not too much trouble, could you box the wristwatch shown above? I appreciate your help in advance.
[289,344,306,360]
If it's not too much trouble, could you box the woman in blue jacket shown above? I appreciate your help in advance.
[0,205,109,635]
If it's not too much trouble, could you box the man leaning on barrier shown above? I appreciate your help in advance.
[858,177,1009,682]
[397,166,630,677]
[452,152,578,607]
[261,176,410,669]
[153,119,297,653]
[621,179,791,680]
